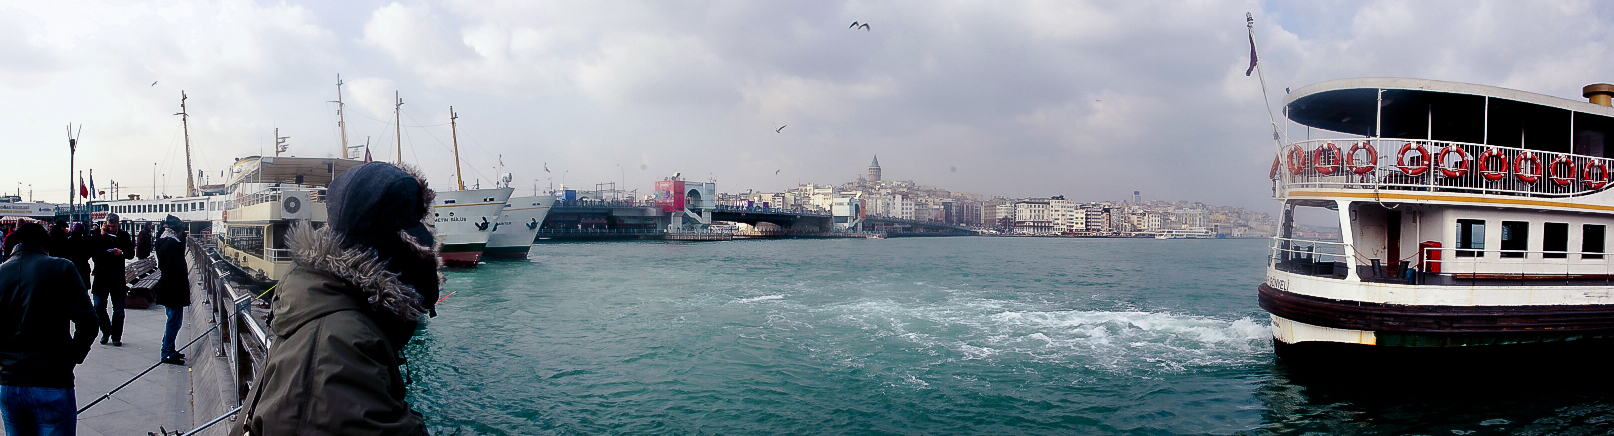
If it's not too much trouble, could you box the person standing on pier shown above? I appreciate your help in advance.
[153,216,188,366]
[0,222,98,435]
[88,214,133,346]
[244,162,439,435]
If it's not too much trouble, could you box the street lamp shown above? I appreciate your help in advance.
[615,164,625,201]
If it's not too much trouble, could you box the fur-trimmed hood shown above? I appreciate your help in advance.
[279,222,436,328]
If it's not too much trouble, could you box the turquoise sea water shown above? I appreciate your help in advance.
[405,237,1614,435]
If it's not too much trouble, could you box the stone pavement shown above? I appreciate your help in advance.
[74,301,196,436]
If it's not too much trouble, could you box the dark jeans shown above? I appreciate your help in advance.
[0,385,76,436]
[162,306,184,358]
[93,290,126,341]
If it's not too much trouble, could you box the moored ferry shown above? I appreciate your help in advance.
[1262,78,1614,355]
[432,187,513,266]
[485,193,556,259]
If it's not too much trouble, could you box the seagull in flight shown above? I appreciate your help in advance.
[775,170,781,175]
[849,21,869,31]
[776,125,786,133]
[151,81,158,87]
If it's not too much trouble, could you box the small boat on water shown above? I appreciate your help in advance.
[485,192,557,259]
[1261,78,1614,356]
[1155,228,1213,239]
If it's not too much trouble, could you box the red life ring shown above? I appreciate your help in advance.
[1396,143,1430,176]
[1515,152,1542,183]
[1286,145,1306,175]
[1313,143,1342,175]
[1437,146,1471,178]
[1585,160,1611,190]
[1548,156,1577,187]
[1346,142,1377,174]
[1477,149,1509,181]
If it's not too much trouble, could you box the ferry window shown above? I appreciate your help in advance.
[1544,222,1568,258]
[1501,221,1529,258]
[1586,225,1607,259]
[1457,219,1485,257]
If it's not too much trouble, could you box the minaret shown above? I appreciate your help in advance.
[868,155,881,182]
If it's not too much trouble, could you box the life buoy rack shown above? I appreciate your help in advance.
[1313,143,1342,175]
[1286,145,1306,176]
[1585,160,1611,190]
[1477,148,1509,181]
[1515,152,1542,183]
[1548,156,1577,187]
[1437,145,1470,178]
[1346,142,1377,174]
[1396,143,1430,176]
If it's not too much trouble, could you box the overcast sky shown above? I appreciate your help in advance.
[3,0,1613,210]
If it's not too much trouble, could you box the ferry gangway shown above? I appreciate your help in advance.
[1274,138,1614,198]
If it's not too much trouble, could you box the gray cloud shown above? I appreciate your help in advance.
[3,0,1612,211]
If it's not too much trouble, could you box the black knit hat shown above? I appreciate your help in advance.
[164,215,184,232]
[327,162,433,243]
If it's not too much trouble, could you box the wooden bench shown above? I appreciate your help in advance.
[125,258,159,309]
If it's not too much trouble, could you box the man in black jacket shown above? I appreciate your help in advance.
[88,214,134,346]
[154,216,189,365]
[0,222,98,434]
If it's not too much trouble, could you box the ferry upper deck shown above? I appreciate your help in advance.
[1275,78,1614,206]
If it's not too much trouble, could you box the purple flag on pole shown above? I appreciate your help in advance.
[1245,33,1258,76]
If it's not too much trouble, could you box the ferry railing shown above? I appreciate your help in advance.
[1418,246,1614,284]
[1269,237,1350,278]
[230,186,329,210]
[188,236,272,406]
[1273,138,1614,198]
[266,248,295,263]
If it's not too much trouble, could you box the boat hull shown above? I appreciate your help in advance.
[432,188,513,267]
[1261,283,1614,348]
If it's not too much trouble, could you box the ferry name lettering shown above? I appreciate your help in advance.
[1265,276,1287,291]
[435,217,469,222]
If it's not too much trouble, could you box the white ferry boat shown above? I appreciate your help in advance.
[103,156,363,284]
[433,187,513,266]
[1155,228,1214,239]
[1262,78,1614,355]
[484,193,556,260]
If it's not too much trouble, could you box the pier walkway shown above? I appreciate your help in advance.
[75,242,237,436]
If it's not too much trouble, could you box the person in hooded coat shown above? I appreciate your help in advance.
[243,162,440,436]
[153,215,189,365]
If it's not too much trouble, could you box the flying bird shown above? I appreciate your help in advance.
[776,125,786,133]
[151,81,158,87]
[775,170,781,175]
[849,21,869,31]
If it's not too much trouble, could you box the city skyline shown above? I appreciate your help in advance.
[4,1,1614,211]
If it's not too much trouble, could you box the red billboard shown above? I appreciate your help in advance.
[655,180,685,212]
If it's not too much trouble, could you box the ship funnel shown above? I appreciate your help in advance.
[1584,83,1614,106]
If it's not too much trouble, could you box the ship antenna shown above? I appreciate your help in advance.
[1246,13,1285,151]
[450,106,465,191]
[395,91,403,165]
[177,91,195,197]
[331,74,348,159]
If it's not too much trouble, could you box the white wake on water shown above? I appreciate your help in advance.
[820,298,1273,374]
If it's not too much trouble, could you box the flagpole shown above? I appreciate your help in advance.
[1247,12,1284,154]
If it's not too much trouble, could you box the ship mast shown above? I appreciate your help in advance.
[394,91,403,165]
[450,106,464,191]
[332,74,348,159]
[177,91,195,197]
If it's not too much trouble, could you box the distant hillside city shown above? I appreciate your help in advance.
[716,157,1279,237]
